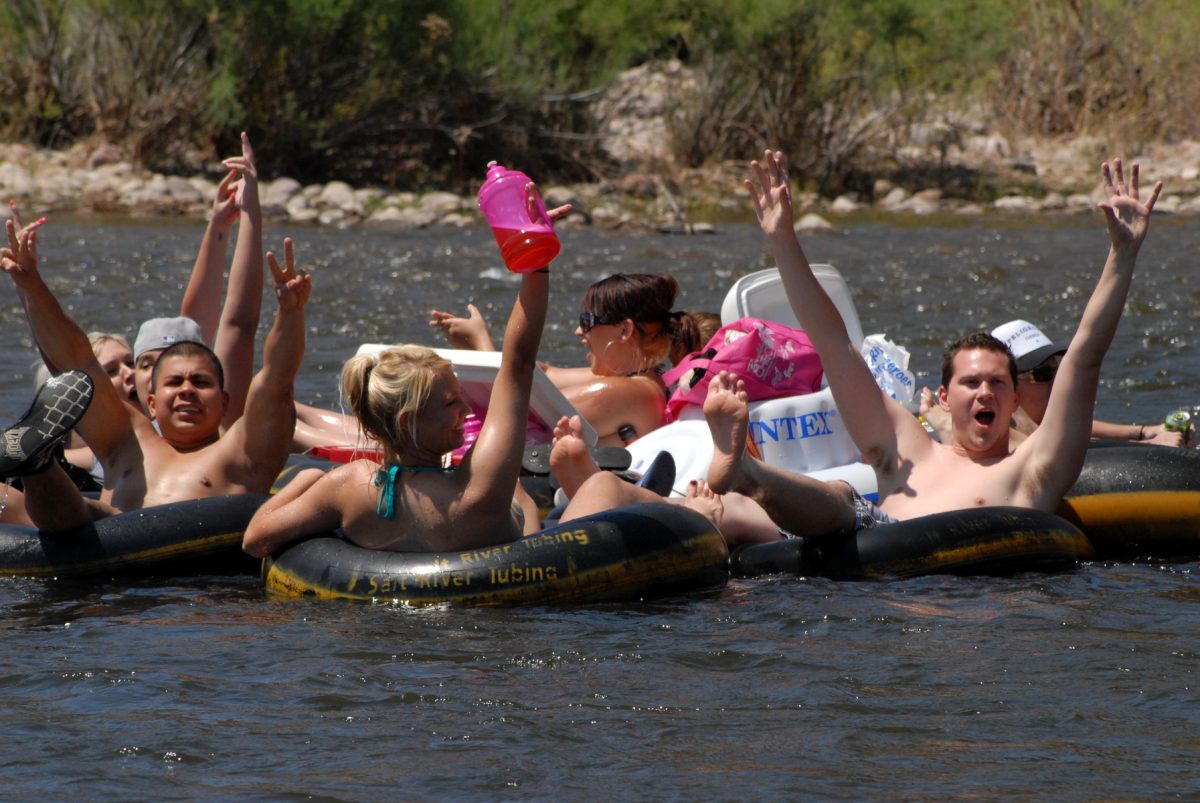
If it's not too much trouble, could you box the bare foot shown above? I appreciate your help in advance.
[703,371,751,495]
[549,415,600,498]
[682,479,724,529]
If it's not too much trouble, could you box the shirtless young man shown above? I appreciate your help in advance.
[918,319,1188,448]
[0,218,311,532]
[702,150,1161,532]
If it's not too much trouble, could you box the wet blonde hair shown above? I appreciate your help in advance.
[31,332,131,390]
[342,346,453,460]
[88,331,131,354]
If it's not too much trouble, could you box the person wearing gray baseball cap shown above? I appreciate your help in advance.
[131,317,206,417]
[1,203,312,533]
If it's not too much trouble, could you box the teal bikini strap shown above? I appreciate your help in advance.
[375,463,457,519]
[374,464,400,520]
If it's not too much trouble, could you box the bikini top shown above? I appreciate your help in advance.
[373,463,456,520]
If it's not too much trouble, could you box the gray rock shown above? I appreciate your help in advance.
[165,176,204,204]
[385,191,419,207]
[830,195,861,213]
[993,195,1037,212]
[318,181,358,210]
[1176,195,1200,213]
[439,212,474,227]
[87,144,124,169]
[1038,192,1066,211]
[542,185,587,214]
[365,206,408,225]
[878,187,911,209]
[594,59,696,164]
[796,213,837,234]
[288,207,320,223]
[366,206,437,227]
[1065,193,1095,210]
[318,208,349,225]
[285,194,311,217]
[420,191,462,214]
[896,196,940,215]
[265,177,302,207]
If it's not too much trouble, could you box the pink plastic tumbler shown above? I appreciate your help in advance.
[477,161,560,272]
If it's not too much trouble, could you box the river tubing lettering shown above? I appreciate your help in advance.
[351,569,475,595]
[458,543,514,563]
[489,563,559,584]
[520,529,590,548]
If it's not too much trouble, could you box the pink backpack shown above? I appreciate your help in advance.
[662,317,824,419]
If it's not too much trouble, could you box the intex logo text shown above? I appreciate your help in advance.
[749,410,838,445]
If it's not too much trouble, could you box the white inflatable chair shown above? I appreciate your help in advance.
[626,264,879,501]
[356,345,598,447]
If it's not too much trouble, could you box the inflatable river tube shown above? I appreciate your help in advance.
[0,494,267,579]
[1060,444,1200,559]
[263,502,730,605]
[731,506,1093,579]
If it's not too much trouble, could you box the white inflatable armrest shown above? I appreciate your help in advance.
[355,345,597,447]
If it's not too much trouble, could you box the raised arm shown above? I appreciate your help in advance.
[213,132,264,426]
[458,189,557,500]
[180,167,239,340]
[462,269,548,488]
[1,213,135,461]
[180,132,264,429]
[223,237,310,489]
[748,150,922,471]
[1022,159,1161,504]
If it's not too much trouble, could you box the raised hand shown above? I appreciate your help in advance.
[223,131,259,215]
[745,149,794,239]
[267,237,312,311]
[429,304,493,350]
[211,168,240,228]
[1098,158,1162,255]
[1,201,47,287]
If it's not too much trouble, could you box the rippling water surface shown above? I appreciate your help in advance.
[1,213,1199,798]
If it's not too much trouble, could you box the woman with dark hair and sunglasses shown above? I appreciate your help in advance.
[919,319,1188,447]
[431,273,711,446]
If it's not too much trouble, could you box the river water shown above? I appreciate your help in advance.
[1,213,1198,798]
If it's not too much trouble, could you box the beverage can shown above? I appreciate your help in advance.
[1164,408,1192,433]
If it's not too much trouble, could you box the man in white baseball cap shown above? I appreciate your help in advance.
[991,318,1184,446]
[991,319,1067,374]
[921,319,1185,447]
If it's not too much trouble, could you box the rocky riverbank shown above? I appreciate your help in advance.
[4,135,1199,238]
[4,61,1200,233]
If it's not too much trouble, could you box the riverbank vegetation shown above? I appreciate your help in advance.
[1,0,1197,198]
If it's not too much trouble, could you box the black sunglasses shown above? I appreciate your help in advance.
[1022,364,1058,384]
[578,311,621,333]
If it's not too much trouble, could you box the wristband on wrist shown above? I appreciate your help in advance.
[1135,424,1145,441]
